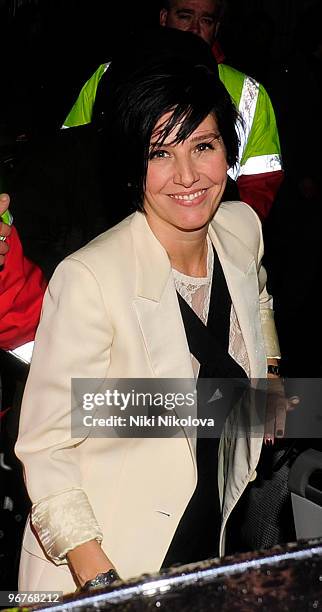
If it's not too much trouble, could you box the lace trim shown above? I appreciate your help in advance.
[229,308,250,377]
[173,237,213,324]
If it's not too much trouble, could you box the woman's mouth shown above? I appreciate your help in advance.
[169,189,207,205]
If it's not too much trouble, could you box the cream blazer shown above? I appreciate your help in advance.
[16,202,279,593]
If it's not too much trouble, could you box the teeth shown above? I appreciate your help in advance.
[170,189,205,201]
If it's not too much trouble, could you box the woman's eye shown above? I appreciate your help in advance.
[196,142,214,152]
[149,149,169,160]
[195,137,222,153]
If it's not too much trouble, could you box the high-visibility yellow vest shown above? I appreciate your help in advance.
[63,61,282,181]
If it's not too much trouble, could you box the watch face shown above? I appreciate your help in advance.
[83,570,119,591]
[268,365,279,375]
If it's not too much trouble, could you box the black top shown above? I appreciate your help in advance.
[162,248,247,567]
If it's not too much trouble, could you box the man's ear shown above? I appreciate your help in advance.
[159,9,168,26]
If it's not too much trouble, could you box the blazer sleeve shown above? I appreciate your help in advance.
[254,210,281,359]
[15,256,113,564]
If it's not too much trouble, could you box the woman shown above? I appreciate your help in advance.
[15,30,280,593]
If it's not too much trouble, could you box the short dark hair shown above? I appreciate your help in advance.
[99,28,238,211]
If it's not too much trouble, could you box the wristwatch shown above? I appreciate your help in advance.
[82,569,120,591]
[267,364,280,376]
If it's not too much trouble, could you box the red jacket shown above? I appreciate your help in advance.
[0,226,46,350]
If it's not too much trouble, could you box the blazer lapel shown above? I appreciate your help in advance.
[131,213,197,463]
[131,213,194,380]
[208,221,266,379]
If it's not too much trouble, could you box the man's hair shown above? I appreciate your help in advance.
[98,28,238,211]
[160,0,227,22]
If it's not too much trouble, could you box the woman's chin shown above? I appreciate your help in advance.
[173,207,219,232]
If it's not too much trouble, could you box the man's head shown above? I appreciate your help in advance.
[160,0,225,46]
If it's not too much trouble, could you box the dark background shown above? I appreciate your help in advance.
[0,0,318,138]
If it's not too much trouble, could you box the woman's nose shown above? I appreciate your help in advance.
[173,157,200,187]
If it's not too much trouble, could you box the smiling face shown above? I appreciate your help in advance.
[143,113,228,239]
[160,0,219,46]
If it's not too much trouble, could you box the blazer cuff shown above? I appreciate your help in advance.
[31,488,103,565]
[260,309,281,359]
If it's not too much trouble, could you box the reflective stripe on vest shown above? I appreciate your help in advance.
[240,153,282,176]
[228,75,259,181]
[8,341,34,364]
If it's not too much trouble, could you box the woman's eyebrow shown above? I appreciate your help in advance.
[189,131,220,144]
[150,132,220,148]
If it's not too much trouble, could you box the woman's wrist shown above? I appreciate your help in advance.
[67,539,115,587]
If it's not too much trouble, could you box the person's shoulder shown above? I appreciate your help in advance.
[215,200,262,251]
[217,199,261,230]
[87,62,110,90]
[218,199,259,219]
[218,63,270,102]
[218,62,253,89]
[47,214,136,290]
[68,213,135,265]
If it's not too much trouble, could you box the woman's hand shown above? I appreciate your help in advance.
[264,360,299,445]
[67,539,116,588]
